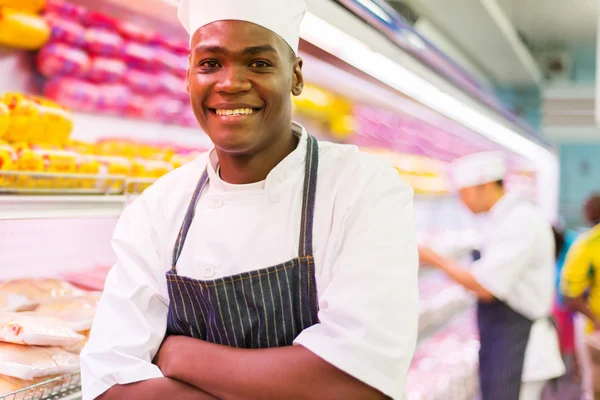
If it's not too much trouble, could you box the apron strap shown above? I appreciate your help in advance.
[171,134,320,271]
[171,169,209,271]
[299,135,319,258]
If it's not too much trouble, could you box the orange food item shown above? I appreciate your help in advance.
[0,8,50,50]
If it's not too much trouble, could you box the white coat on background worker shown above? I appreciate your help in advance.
[418,152,565,400]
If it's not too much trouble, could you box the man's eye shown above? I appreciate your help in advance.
[250,61,270,68]
[200,61,220,68]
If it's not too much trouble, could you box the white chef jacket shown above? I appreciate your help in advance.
[80,123,419,400]
[472,193,565,382]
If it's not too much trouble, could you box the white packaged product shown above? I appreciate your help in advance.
[0,343,79,380]
[0,292,33,312]
[34,293,101,332]
[0,312,84,346]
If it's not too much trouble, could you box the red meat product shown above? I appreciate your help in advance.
[124,94,150,119]
[86,57,126,83]
[44,78,100,113]
[147,96,185,123]
[45,14,85,47]
[156,47,188,77]
[83,10,116,30]
[159,36,189,56]
[44,0,86,20]
[95,84,130,114]
[123,69,159,95]
[83,28,123,58]
[37,42,90,77]
[116,21,157,44]
[156,72,186,98]
[122,42,158,71]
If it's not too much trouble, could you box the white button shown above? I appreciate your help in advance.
[210,199,223,208]
[203,266,216,278]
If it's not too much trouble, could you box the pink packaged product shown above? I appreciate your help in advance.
[124,94,151,119]
[123,69,159,95]
[45,14,86,47]
[37,43,90,78]
[157,72,186,98]
[0,343,80,380]
[156,47,188,78]
[45,78,100,113]
[95,84,130,114]
[116,21,158,44]
[83,10,117,30]
[0,312,84,347]
[84,28,123,58]
[44,0,86,20]
[148,96,185,123]
[86,57,127,84]
[61,265,111,292]
[123,42,159,71]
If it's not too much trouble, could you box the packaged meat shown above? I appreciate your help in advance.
[96,84,130,114]
[123,70,159,95]
[44,0,85,20]
[156,47,188,77]
[44,78,100,113]
[61,329,89,354]
[123,42,158,71]
[83,28,123,58]
[157,72,186,98]
[0,278,85,305]
[83,10,116,30]
[0,8,50,50]
[0,374,64,396]
[86,57,126,84]
[148,96,185,123]
[116,21,157,44]
[34,293,100,332]
[159,37,189,56]
[37,42,90,77]
[0,343,79,380]
[61,265,110,291]
[0,293,31,313]
[45,14,85,47]
[0,312,84,346]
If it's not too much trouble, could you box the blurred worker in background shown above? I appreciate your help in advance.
[551,224,579,379]
[560,193,600,400]
[418,152,565,400]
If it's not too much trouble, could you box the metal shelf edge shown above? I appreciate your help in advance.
[0,196,127,220]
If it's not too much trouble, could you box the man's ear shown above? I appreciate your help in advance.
[291,57,304,96]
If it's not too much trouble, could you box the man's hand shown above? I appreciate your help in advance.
[154,335,191,378]
[418,246,442,268]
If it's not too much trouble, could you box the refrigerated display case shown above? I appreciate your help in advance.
[0,0,558,398]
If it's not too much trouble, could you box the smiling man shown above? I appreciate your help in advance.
[80,1,419,399]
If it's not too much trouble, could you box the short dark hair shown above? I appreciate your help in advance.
[495,180,504,189]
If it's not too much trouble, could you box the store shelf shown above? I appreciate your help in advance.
[0,195,127,220]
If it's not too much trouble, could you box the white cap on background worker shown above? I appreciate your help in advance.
[451,151,507,191]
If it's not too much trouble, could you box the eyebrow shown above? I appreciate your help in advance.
[194,44,278,56]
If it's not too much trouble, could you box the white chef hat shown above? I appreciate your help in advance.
[451,152,507,190]
[177,0,307,54]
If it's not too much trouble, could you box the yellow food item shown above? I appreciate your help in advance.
[0,0,45,14]
[11,142,43,188]
[33,98,73,146]
[0,8,50,50]
[2,93,41,143]
[0,141,16,188]
[0,103,9,139]
[30,145,77,188]
[94,155,132,192]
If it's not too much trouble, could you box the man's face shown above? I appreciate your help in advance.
[187,21,303,155]
[458,186,486,214]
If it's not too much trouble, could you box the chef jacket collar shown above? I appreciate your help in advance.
[488,192,521,220]
[206,122,308,193]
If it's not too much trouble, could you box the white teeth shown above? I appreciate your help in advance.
[216,108,254,116]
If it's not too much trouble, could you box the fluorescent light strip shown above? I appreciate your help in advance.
[300,13,548,160]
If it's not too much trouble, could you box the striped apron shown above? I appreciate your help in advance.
[477,300,533,400]
[165,135,320,349]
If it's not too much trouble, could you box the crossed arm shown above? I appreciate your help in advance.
[99,337,387,400]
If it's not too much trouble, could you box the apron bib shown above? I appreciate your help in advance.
[165,135,320,349]
[477,300,533,400]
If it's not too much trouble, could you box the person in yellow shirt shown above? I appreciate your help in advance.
[561,193,600,399]
[561,194,600,333]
